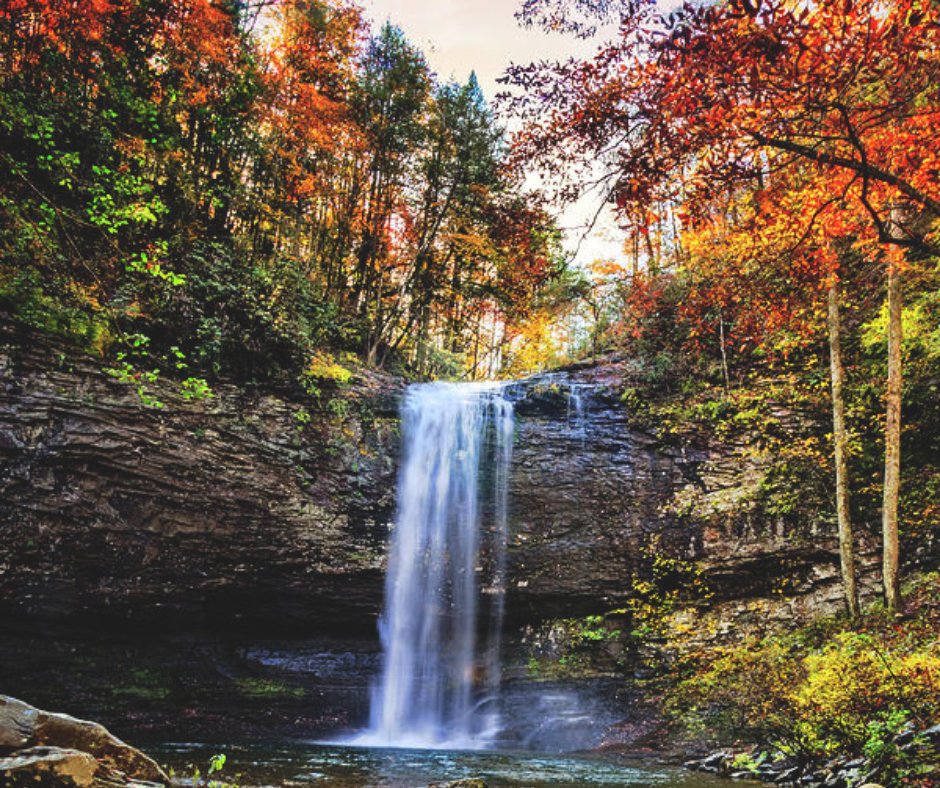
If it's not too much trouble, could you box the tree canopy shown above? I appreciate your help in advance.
[0,0,565,386]
[503,0,940,611]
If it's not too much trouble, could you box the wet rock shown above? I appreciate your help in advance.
[0,696,167,785]
[428,779,488,788]
[757,765,782,781]
[894,722,916,746]
[0,746,99,787]
[701,752,729,769]
[922,723,940,742]
[840,769,863,786]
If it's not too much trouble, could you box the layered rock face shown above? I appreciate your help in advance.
[505,373,706,624]
[0,321,880,740]
[0,319,401,637]
[502,366,882,639]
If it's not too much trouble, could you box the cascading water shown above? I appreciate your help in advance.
[358,382,514,749]
[567,383,588,445]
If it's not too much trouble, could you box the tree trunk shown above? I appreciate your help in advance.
[415,301,430,379]
[828,274,858,617]
[719,316,730,390]
[882,239,903,613]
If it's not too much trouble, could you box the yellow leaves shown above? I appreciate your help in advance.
[502,310,569,377]
[67,282,103,311]
[588,257,627,278]
[303,351,353,385]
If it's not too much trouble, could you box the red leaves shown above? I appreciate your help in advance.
[510,0,940,258]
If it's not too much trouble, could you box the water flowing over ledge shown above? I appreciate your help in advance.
[355,382,515,750]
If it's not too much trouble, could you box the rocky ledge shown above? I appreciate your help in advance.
[0,695,168,787]
[1,318,884,644]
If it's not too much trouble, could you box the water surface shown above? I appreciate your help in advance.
[152,741,742,788]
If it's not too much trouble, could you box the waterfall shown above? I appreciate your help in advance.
[567,383,588,445]
[359,382,514,749]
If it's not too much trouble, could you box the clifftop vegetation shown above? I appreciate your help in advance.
[0,0,565,388]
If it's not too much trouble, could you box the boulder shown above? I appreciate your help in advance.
[0,696,168,786]
[0,746,99,787]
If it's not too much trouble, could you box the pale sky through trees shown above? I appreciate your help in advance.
[362,0,625,267]
[362,0,594,101]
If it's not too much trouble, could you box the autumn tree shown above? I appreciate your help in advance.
[507,0,940,610]
[0,0,563,385]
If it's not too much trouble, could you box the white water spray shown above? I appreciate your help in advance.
[358,382,514,749]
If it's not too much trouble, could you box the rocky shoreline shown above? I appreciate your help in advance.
[0,695,168,787]
[684,727,940,788]
[4,692,938,788]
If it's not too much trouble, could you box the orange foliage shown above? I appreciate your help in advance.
[159,0,245,108]
[260,0,366,173]
[510,0,940,366]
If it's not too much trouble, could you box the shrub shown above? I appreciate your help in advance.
[665,573,940,776]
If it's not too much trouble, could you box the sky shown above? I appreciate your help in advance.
[361,0,596,101]
[361,0,626,266]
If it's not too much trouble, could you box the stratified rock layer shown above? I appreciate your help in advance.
[0,321,883,741]
[502,367,881,636]
[0,319,400,637]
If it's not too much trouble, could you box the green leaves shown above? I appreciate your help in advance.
[127,250,185,287]
[0,0,561,385]
[207,753,226,775]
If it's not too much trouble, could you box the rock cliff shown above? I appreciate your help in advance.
[0,318,400,637]
[0,319,882,741]
[502,366,881,642]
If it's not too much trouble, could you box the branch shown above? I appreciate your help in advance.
[748,130,940,219]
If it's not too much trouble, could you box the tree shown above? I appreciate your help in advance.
[882,205,908,612]
[826,247,859,617]
[507,0,940,610]
[0,0,563,384]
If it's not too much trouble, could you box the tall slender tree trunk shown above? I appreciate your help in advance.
[591,302,600,364]
[415,300,430,379]
[882,229,904,612]
[718,316,730,390]
[644,227,658,275]
[828,273,858,617]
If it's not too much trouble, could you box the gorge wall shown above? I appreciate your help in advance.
[0,319,881,742]
[0,318,401,638]
[503,367,883,641]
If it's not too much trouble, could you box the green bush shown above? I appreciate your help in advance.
[665,573,940,778]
